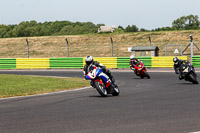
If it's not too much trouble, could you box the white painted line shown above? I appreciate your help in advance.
[189,131,200,133]
[0,86,91,101]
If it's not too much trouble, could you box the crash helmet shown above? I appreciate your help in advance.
[85,56,93,65]
[130,55,135,60]
[173,57,179,64]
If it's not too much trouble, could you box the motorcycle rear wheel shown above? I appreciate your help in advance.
[95,81,107,97]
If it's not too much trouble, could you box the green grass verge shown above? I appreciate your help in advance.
[0,74,90,98]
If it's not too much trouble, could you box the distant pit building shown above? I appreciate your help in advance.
[131,46,159,57]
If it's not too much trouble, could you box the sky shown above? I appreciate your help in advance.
[0,0,200,30]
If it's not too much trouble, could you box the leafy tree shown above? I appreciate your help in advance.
[115,28,125,33]
[172,14,200,30]
[97,24,105,28]
[118,25,124,30]
[60,25,74,35]
[0,25,8,37]
[125,25,138,32]
[185,15,199,29]
[140,28,148,32]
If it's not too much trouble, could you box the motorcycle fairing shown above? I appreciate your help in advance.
[99,73,111,88]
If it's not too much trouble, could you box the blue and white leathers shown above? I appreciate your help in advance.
[85,67,110,84]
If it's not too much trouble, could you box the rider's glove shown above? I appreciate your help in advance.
[131,67,135,70]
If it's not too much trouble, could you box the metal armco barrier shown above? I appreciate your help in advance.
[192,56,200,67]
[0,56,198,69]
[50,58,83,68]
[16,58,50,69]
[151,56,187,67]
[0,59,16,69]
[83,57,117,69]
[117,57,151,68]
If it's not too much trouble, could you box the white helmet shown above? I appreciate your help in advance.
[130,55,135,60]
[85,56,93,65]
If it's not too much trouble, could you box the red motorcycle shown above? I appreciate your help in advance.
[133,62,150,79]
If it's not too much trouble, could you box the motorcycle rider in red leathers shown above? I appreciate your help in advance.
[129,55,142,75]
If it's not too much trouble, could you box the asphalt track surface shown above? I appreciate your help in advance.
[0,69,200,133]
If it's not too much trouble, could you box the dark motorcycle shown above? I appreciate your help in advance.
[180,64,198,84]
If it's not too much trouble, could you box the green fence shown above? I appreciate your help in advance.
[0,59,16,69]
[117,57,152,68]
[192,56,200,67]
[50,58,83,68]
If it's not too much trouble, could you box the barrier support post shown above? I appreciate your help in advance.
[26,39,29,58]
[190,35,193,64]
[110,37,113,57]
[66,38,69,57]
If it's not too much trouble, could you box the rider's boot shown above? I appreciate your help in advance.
[134,69,138,76]
[134,69,137,74]
[179,73,184,80]
[179,75,182,80]
[108,74,116,86]
[134,70,139,76]
[105,69,117,87]
[90,80,96,88]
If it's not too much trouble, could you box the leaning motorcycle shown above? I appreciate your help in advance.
[133,63,150,79]
[180,64,198,84]
[85,65,120,97]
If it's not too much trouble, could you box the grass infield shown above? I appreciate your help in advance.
[0,74,89,98]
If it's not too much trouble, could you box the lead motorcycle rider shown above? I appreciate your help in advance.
[173,57,190,80]
[83,56,116,87]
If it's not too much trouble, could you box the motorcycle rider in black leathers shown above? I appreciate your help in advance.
[173,57,190,80]
[83,56,116,87]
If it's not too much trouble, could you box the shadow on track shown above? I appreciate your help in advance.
[179,82,199,85]
[131,77,150,79]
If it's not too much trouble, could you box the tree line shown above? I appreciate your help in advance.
[0,14,199,38]
[154,14,200,31]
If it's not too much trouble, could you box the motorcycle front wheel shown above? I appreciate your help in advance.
[95,81,107,97]
[144,71,150,79]
[189,72,198,84]
[112,84,120,96]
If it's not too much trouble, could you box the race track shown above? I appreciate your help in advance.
[0,70,200,133]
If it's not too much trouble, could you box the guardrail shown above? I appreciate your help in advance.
[151,56,187,67]
[84,57,117,69]
[0,59,16,69]
[117,57,151,68]
[0,56,196,69]
[50,58,83,68]
[192,56,200,67]
[16,58,49,69]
